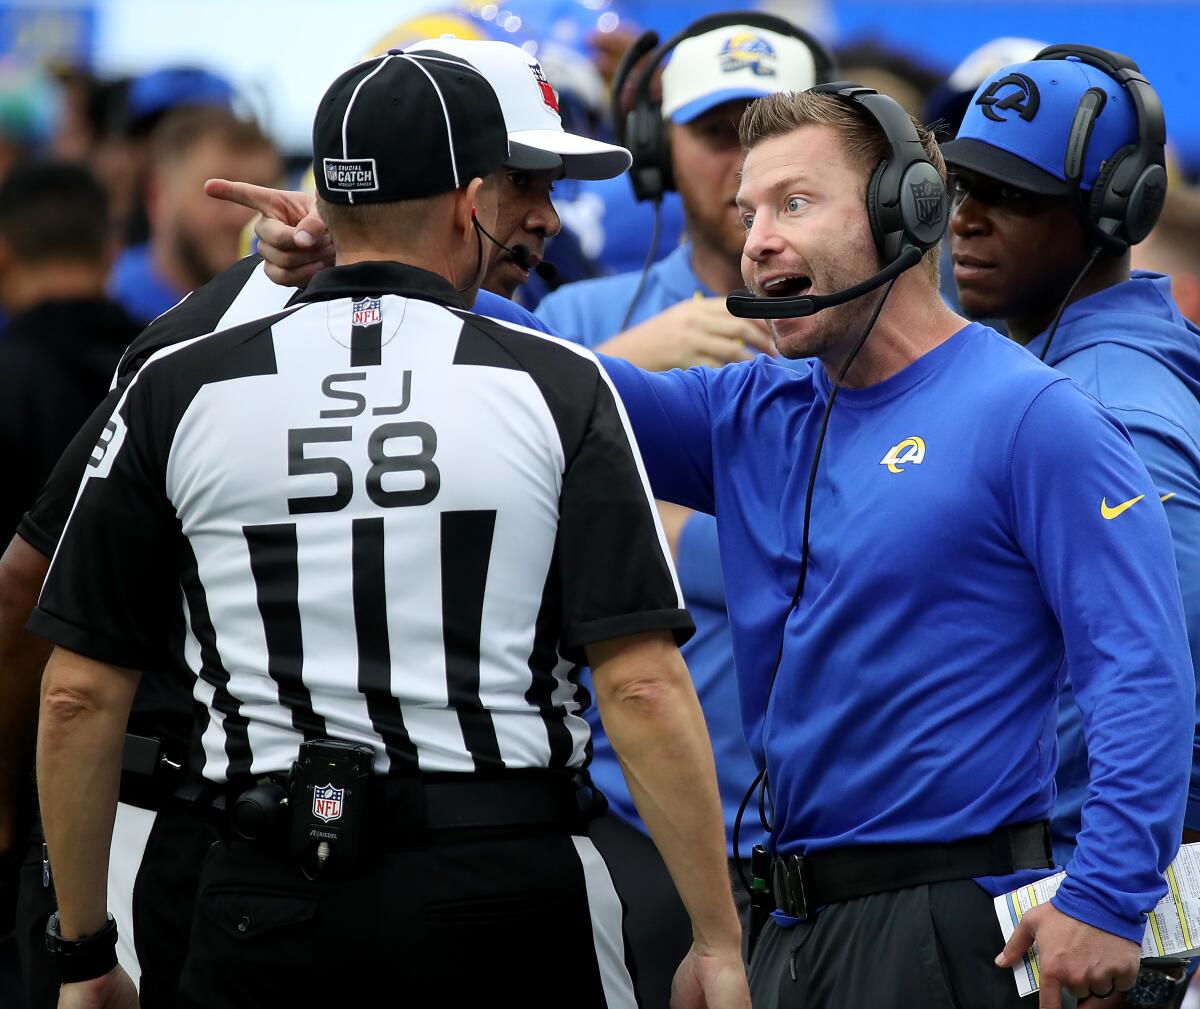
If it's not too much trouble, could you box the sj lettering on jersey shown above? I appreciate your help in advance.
[319,371,411,419]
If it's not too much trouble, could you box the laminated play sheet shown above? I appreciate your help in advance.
[994,843,1200,996]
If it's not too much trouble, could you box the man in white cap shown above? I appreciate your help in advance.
[533,17,825,368]
[227,37,631,303]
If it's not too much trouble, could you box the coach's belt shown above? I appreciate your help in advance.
[770,820,1054,920]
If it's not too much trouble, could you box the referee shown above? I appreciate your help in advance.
[0,38,618,1009]
[32,52,748,1009]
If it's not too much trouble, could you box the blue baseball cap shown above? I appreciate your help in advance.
[127,67,234,127]
[941,55,1138,195]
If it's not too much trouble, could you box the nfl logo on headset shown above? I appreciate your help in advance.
[352,297,382,327]
[312,783,344,823]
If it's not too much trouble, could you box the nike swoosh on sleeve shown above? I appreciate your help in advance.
[1100,495,1145,520]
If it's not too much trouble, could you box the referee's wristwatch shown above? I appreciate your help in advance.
[45,912,119,983]
[1127,959,1191,1009]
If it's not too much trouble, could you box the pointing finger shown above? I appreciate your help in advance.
[204,178,285,217]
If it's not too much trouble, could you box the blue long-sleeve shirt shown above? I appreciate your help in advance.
[599,321,1193,941]
[1024,272,1200,858]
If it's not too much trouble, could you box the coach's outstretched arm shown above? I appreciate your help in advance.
[590,630,749,1009]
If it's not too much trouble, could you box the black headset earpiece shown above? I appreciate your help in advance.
[1033,43,1167,254]
[612,29,670,203]
[612,11,838,204]
[812,82,949,262]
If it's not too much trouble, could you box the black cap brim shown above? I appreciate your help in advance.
[503,141,563,172]
[941,137,1069,196]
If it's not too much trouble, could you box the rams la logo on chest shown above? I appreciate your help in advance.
[880,436,926,474]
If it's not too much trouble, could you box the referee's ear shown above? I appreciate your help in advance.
[456,177,486,242]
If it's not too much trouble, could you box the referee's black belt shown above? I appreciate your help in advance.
[769,820,1054,920]
[370,770,605,838]
[217,768,606,843]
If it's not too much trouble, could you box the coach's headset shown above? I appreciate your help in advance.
[726,82,949,320]
[1027,45,1166,362]
[611,11,837,205]
[1035,43,1167,258]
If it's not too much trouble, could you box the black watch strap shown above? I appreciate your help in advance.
[45,912,119,983]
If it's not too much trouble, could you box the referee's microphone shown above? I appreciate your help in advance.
[726,246,922,319]
[472,215,557,282]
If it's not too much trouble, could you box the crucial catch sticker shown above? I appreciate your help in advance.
[323,157,378,192]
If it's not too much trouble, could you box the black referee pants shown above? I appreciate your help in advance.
[589,811,752,1009]
[16,800,218,1009]
[177,829,638,1009]
[749,879,1027,1009]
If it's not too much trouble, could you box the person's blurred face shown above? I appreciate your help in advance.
[949,169,1088,325]
[483,167,563,299]
[737,123,881,360]
[670,100,750,265]
[154,136,280,287]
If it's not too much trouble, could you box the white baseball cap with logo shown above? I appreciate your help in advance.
[661,26,821,124]
[405,37,632,181]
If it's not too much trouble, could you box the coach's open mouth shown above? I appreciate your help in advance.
[761,274,812,297]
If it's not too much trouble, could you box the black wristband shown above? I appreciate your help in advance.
[45,912,118,983]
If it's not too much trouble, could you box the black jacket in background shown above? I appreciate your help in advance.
[0,297,138,543]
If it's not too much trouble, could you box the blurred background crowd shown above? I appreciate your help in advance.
[2,0,1195,532]
[0,0,1198,1004]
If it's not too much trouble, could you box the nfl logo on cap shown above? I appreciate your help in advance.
[312,783,344,823]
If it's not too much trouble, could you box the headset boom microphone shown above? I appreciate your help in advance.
[726,246,922,319]
[473,216,557,281]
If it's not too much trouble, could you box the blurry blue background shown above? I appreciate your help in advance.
[0,0,1193,168]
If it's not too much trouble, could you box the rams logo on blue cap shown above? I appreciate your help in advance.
[976,72,1040,123]
[719,32,778,78]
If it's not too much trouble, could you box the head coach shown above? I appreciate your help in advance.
[30,51,749,1009]
[598,82,1193,1009]
[212,35,631,302]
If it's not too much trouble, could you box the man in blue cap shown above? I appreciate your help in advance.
[944,50,1200,1006]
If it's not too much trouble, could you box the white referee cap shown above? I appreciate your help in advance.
[406,38,632,181]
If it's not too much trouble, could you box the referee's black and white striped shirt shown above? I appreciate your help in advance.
[32,261,693,782]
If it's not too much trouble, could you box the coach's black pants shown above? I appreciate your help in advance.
[749,879,1028,1009]
[177,829,637,1009]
